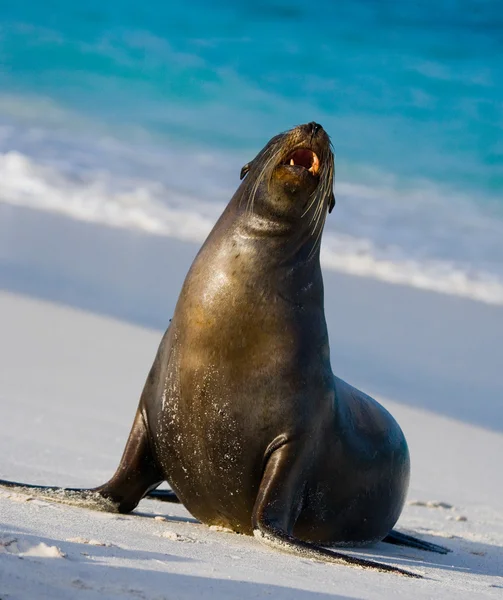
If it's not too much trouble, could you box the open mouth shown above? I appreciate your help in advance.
[284,148,320,176]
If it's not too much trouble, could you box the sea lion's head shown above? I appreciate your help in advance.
[239,122,335,227]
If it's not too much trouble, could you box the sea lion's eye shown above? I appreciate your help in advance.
[240,162,251,180]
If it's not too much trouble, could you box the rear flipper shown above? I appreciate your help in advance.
[252,437,421,578]
[146,489,180,503]
[383,529,450,554]
[0,407,164,514]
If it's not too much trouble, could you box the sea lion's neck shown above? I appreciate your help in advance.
[191,199,325,311]
[229,199,325,273]
[177,190,328,354]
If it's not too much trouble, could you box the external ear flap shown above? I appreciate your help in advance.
[240,162,251,180]
[328,191,336,213]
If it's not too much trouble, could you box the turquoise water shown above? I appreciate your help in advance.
[1,1,502,302]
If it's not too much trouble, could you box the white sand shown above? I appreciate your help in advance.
[1,196,502,599]
[0,291,502,599]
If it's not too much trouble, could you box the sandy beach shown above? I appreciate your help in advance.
[2,3,503,597]
[1,206,502,599]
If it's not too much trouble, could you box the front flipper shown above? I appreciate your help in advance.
[384,530,450,554]
[252,439,421,578]
[94,408,164,513]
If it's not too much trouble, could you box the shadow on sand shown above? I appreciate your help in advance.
[0,529,359,600]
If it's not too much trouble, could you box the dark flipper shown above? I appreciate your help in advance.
[252,438,421,578]
[0,479,121,511]
[93,408,164,513]
[0,479,180,504]
[0,409,164,513]
[384,529,450,554]
[146,489,180,503]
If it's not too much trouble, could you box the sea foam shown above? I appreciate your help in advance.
[2,148,503,306]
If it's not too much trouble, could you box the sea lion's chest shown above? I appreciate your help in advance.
[150,245,332,524]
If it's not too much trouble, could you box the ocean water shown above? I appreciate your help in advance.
[1,0,502,303]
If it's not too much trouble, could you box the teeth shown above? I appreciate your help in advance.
[309,153,320,175]
[286,151,320,174]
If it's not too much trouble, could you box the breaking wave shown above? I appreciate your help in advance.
[1,148,503,306]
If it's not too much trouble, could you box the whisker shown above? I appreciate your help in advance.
[311,190,324,227]
[305,147,333,258]
[302,192,319,219]
[242,132,334,261]
[308,202,327,259]
[247,141,283,216]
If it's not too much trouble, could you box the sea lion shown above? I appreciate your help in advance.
[0,122,448,576]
